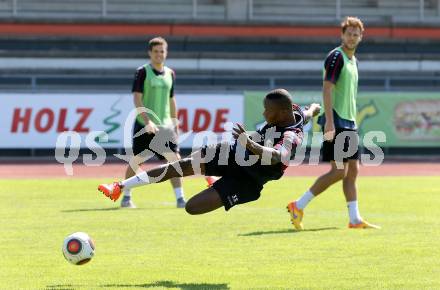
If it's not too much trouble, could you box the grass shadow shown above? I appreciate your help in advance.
[46,285,77,290]
[60,207,175,212]
[61,207,121,212]
[238,227,339,236]
[101,280,230,289]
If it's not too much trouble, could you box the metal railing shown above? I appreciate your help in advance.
[2,73,440,92]
[3,0,225,20]
[1,0,439,22]
[248,0,440,22]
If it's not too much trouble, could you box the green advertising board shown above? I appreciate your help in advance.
[245,91,440,148]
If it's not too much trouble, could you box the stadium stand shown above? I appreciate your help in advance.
[0,0,439,22]
[1,1,439,158]
[1,35,440,92]
[251,0,439,22]
[1,0,440,92]
[0,0,225,20]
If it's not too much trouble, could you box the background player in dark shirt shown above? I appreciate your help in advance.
[99,89,321,214]
[122,37,186,209]
[287,17,380,230]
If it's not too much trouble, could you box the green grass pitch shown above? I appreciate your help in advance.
[1,176,440,290]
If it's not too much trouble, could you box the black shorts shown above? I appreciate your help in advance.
[201,143,263,211]
[201,142,236,176]
[212,176,263,211]
[132,121,179,160]
[321,128,359,162]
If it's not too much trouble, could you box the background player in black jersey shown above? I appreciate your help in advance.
[98,89,320,214]
[123,36,186,209]
[287,17,380,230]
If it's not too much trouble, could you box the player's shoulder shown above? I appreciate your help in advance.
[328,47,342,56]
[164,66,175,73]
[293,104,306,124]
[133,65,147,82]
[284,106,305,132]
[162,66,175,79]
[257,121,268,132]
[325,48,344,62]
[138,63,149,69]
[135,64,148,73]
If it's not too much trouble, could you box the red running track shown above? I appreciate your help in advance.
[0,162,438,179]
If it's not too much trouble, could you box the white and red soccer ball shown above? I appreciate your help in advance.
[62,232,95,265]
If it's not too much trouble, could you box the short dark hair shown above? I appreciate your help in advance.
[148,37,168,51]
[265,89,293,110]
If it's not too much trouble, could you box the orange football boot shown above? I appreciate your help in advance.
[286,201,304,230]
[349,220,381,229]
[98,182,122,202]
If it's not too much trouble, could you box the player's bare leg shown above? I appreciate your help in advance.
[344,160,380,229]
[288,161,346,230]
[343,160,358,203]
[98,151,205,202]
[309,161,347,196]
[185,187,224,215]
[131,155,202,184]
[164,152,186,208]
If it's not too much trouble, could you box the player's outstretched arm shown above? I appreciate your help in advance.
[232,123,289,165]
[303,103,321,124]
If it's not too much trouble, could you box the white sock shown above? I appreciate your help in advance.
[347,201,362,224]
[121,171,150,190]
[174,187,184,200]
[123,188,132,198]
[296,190,315,210]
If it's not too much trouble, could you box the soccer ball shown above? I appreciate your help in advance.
[62,232,95,265]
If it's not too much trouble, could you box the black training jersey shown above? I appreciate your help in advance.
[233,105,306,185]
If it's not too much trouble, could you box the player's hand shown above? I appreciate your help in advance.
[232,123,249,147]
[310,103,321,117]
[324,122,335,141]
[145,121,159,134]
